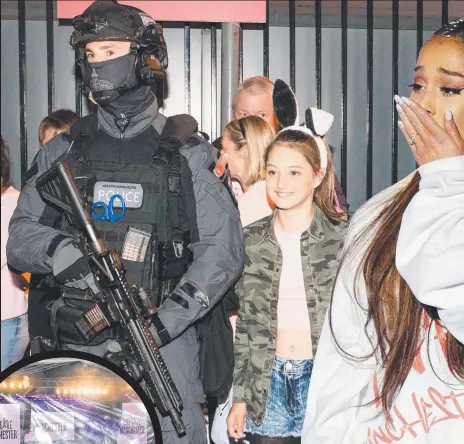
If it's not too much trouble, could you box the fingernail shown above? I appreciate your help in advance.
[394,95,403,105]
[402,96,412,105]
[445,109,453,121]
[398,121,404,129]
[396,104,403,113]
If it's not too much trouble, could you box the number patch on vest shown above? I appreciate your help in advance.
[93,182,144,208]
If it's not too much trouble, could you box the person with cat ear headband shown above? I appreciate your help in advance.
[227,80,349,444]
[273,78,333,174]
[272,79,347,218]
[278,107,335,174]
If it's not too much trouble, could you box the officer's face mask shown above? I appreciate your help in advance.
[88,53,139,106]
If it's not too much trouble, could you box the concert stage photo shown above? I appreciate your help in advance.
[0,357,160,443]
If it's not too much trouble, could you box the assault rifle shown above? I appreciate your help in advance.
[36,160,186,436]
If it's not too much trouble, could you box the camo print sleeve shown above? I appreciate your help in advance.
[232,274,249,403]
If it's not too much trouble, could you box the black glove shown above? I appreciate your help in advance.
[52,242,100,295]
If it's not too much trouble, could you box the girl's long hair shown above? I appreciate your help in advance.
[329,18,464,418]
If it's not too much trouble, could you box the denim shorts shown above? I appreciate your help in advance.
[1,312,29,371]
[245,355,313,437]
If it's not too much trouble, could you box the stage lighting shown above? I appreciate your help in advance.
[23,376,30,389]
[10,382,15,389]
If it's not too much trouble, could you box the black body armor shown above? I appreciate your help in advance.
[48,113,198,346]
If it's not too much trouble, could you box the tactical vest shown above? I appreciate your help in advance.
[51,113,198,346]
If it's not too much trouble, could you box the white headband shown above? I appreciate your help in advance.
[278,107,334,170]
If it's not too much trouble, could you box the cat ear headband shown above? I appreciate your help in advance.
[272,79,334,170]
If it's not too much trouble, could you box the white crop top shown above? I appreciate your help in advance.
[274,227,311,332]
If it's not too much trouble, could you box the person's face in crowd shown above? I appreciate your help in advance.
[41,128,61,148]
[265,144,321,211]
[234,91,278,130]
[84,40,131,63]
[222,132,248,184]
[411,36,464,134]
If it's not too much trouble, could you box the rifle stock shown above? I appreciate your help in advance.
[36,160,186,436]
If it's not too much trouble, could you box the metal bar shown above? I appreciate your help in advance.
[341,0,348,195]
[416,0,423,57]
[46,0,55,115]
[315,0,322,109]
[211,24,218,140]
[75,57,83,117]
[18,0,27,180]
[221,22,240,131]
[239,25,243,84]
[366,0,373,199]
[184,23,191,115]
[442,0,449,26]
[392,0,399,184]
[201,26,205,131]
[289,0,296,92]
[201,25,212,137]
[263,0,269,77]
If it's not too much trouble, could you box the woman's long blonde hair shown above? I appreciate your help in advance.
[224,115,276,188]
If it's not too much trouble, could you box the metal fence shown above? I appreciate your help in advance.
[8,0,462,209]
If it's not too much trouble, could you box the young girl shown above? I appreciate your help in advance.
[1,136,29,370]
[227,114,349,443]
[302,19,464,444]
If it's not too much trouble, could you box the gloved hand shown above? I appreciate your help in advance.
[52,241,100,295]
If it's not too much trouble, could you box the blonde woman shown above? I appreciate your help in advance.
[222,115,277,226]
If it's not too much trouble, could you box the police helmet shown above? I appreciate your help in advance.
[70,0,168,86]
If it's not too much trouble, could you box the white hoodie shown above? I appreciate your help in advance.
[302,156,464,444]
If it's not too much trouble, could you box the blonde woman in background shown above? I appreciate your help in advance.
[211,115,276,444]
[222,115,277,226]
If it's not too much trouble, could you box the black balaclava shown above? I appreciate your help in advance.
[88,52,154,124]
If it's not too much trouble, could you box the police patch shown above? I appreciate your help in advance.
[94,181,144,208]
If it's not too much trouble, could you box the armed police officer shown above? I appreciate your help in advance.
[6,1,244,442]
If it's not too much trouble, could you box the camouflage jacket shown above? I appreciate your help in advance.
[233,205,349,424]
